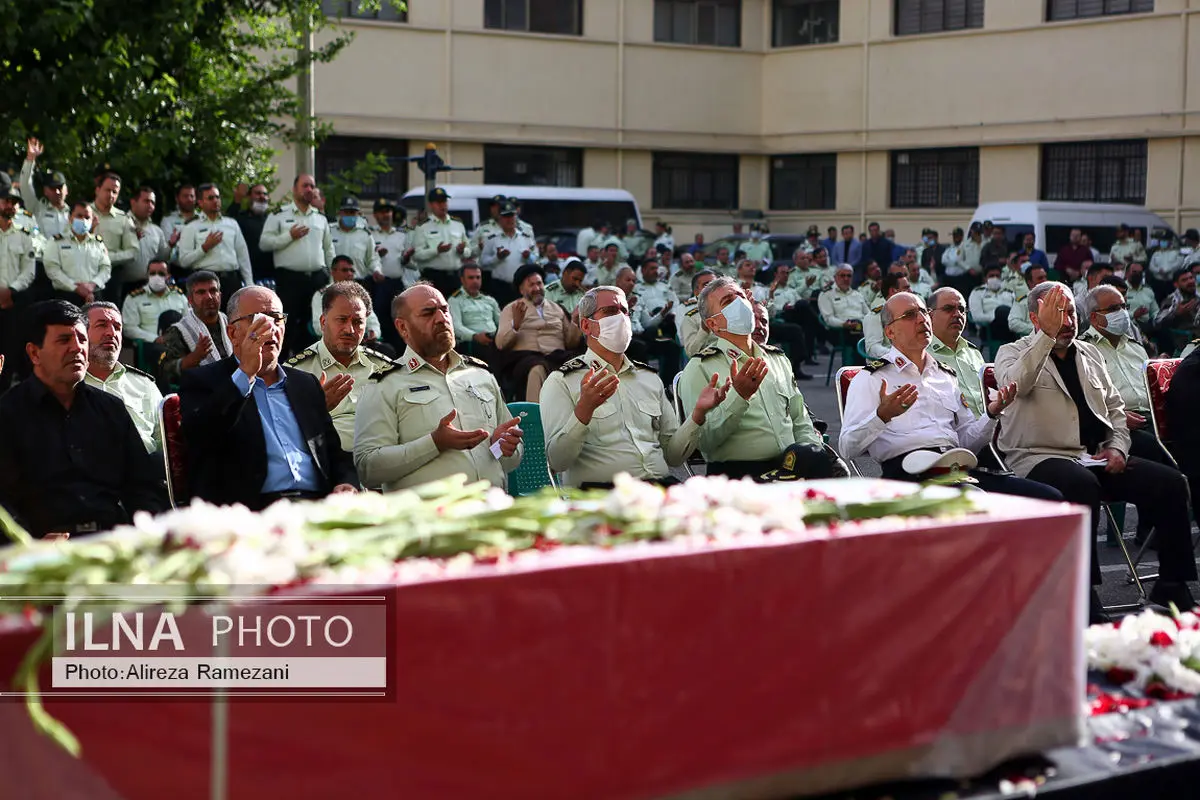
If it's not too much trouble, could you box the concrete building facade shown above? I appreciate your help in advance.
[283,0,1200,244]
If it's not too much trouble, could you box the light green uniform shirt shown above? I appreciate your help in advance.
[286,338,397,452]
[786,266,830,294]
[121,286,188,343]
[89,204,139,270]
[18,160,68,239]
[1109,239,1147,266]
[1079,328,1150,413]
[679,338,820,462]
[1127,284,1158,326]
[677,299,713,357]
[862,304,891,359]
[411,215,474,273]
[259,202,335,273]
[740,240,771,265]
[541,350,700,486]
[448,289,502,339]
[544,282,584,314]
[353,347,521,491]
[929,334,987,417]
[0,223,36,292]
[1007,294,1034,338]
[43,233,112,291]
[331,224,381,280]
[84,362,163,453]
[178,213,253,286]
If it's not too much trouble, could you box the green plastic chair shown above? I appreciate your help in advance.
[505,401,555,496]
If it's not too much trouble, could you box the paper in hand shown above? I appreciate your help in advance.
[1077,454,1108,467]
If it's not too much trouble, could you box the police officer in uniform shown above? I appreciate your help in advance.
[82,301,164,453]
[544,258,586,315]
[448,263,501,359]
[862,272,909,359]
[678,269,716,357]
[331,196,380,281]
[740,224,771,267]
[927,287,986,417]
[19,138,69,239]
[411,187,472,301]
[369,198,414,351]
[479,200,536,307]
[541,285,729,489]
[178,183,253,301]
[678,276,832,480]
[44,201,112,306]
[0,172,36,387]
[121,259,188,368]
[286,280,395,453]
[471,194,506,253]
[354,284,523,491]
[90,171,139,301]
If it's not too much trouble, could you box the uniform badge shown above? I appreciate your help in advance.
[895,356,906,368]
[408,357,419,371]
[961,393,969,408]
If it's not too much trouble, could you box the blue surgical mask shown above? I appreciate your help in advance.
[720,296,755,336]
[340,215,357,229]
[71,218,90,236]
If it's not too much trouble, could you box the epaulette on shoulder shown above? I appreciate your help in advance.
[558,357,588,373]
[760,343,783,354]
[462,355,489,369]
[630,359,656,372]
[450,288,463,297]
[129,287,146,297]
[53,233,63,241]
[185,215,201,224]
[285,349,318,367]
[125,364,155,381]
[369,362,402,381]
[172,286,185,294]
[685,307,700,317]
[94,234,104,243]
[451,216,463,224]
[872,304,883,313]
[1192,338,1200,346]
[934,360,957,376]
[696,346,721,358]
[863,358,888,373]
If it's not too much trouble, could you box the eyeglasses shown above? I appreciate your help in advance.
[935,304,967,315]
[1097,303,1129,313]
[894,308,931,322]
[230,312,288,325]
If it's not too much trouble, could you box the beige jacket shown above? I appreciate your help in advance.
[994,331,1130,477]
[495,299,581,353]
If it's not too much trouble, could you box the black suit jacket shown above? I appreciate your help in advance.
[1166,349,1200,476]
[179,357,357,509]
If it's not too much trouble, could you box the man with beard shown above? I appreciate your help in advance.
[83,302,163,453]
[354,284,523,491]
[540,284,728,489]
[0,300,165,538]
[1124,262,1158,336]
[180,286,358,509]
[544,258,587,314]
[1155,267,1200,342]
[996,281,1198,619]
[496,264,582,402]
[287,281,396,452]
[234,183,275,283]
[159,270,233,387]
[0,172,36,389]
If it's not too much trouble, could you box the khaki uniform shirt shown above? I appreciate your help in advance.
[968,286,1016,325]
[496,298,581,353]
[84,362,163,453]
[411,215,473,273]
[1109,239,1147,266]
[259,203,335,273]
[89,205,139,270]
[125,217,170,284]
[1007,294,1034,338]
[862,304,891,359]
[121,286,188,343]
[678,338,820,463]
[480,228,537,284]
[1079,328,1150,414]
[633,280,678,330]
[786,266,830,294]
[817,287,870,327]
[159,210,198,251]
[18,161,69,239]
[929,334,987,417]
[1126,284,1159,327]
[1149,248,1184,282]
[541,349,700,486]
[448,289,502,340]
[286,339,396,452]
[677,299,713,357]
[0,223,36,293]
[668,269,695,300]
[858,284,882,309]
[371,226,409,279]
[178,214,253,286]
[43,233,112,291]
[331,224,381,280]
[472,218,501,253]
[741,240,771,265]
[544,282,584,314]
[353,347,521,491]
[1001,267,1026,297]
[586,262,624,289]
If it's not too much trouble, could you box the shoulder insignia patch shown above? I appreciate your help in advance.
[94,234,104,243]
[53,234,63,240]
[935,360,957,376]
[172,286,185,294]
[286,349,318,367]
[450,289,462,297]
[630,359,656,372]
[129,287,146,297]
[685,307,700,317]
[369,362,402,381]
[760,343,783,354]
[863,358,888,373]
[125,364,155,381]
[557,357,588,373]
[450,216,462,224]
[696,346,721,358]
[682,297,697,306]
[462,355,489,369]
[872,304,883,313]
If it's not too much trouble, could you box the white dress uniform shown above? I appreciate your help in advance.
[817,286,870,327]
[286,338,397,452]
[159,210,198,251]
[259,202,335,273]
[43,233,112,292]
[331,224,381,280]
[968,285,1016,325]
[126,217,170,285]
[540,349,700,487]
[90,204,139,273]
[480,228,537,284]
[371,226,410,280]
[178,213,253,286]
[18,163,68,240]
[633,279,678,325]
[0,223,36,295]
[838,347,995,464]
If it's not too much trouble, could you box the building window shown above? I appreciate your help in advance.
[320,0,408,22]
[314,136,409,201]
[1040,139,1147,204]
[894,0,983,35]
[654,0,741,47]
[770,154,836,210]
[652,152,739,210]
[483,144,583,187]
[484,0,583,35]
[890,148,979,208]
[1047,0,1153,22]
[772,0,839,47]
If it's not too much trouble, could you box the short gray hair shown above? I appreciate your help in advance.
[577,285,621,320]
[1027,280,1069,313]
[698,275,737,327]
[691,268,715,297]
[81,301,120,316]
[615,265,635,281]
[1083,284,1122,318]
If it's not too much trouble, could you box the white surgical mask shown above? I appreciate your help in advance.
[1102,309,1131,337]
[147,275,168,293]
[986,277,1002,292]
[594,312,633,353]
[1113,270,1126,280]
[719,296,755,336]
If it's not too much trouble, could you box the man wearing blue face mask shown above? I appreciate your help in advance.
[331,196,380,283]
[541,285,728,489]
[679,276,835,481]
[43,201,112,306]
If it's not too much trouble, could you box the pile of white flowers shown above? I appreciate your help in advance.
[1086,609,1200,695]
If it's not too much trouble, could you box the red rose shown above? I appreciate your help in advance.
[1150,631,1175,647]
[1106,667,1136,685]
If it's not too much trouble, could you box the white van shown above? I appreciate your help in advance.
[970,202,1173,265]
[400,184,642,244]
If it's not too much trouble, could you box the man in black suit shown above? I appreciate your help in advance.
[179,285,357,510]
[1165,348,1200,531]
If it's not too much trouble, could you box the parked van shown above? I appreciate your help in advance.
[970,202,1173,265]
[400,185,642,244]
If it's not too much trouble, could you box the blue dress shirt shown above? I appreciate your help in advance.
[231,366,320,493]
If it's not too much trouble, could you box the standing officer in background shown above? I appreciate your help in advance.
[354,284,523,492]
[19,138,69,239]
[259,173,334,356]
[411,187,471,301]
[233,183,274,284]
[331,196,381,281]
[178,183,253,301]
[0,172,36,388]
[123,185,170,298]
[121,258,188,368]
[160,184,199,259]
[368,198,414,326]
[90,171,139,300]
[479,200,536,308]
[44,200,112,306]
[472,194,506,254]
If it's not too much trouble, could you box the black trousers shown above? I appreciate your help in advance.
[779,301,822,357]
[275,268,328,357]
[1026,456,1198,586]
[768,319,810,373]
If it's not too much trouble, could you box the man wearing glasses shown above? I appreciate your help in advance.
[839,292,1062,500]
[928,287,987,417]
[179,285,358,509]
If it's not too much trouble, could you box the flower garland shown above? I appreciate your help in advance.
[1086,608,1200,706]
[0,474,977,755]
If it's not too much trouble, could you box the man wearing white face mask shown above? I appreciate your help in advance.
[678,277,833,481]
[540,285,729,489]
[968,264,1016,343]
[121,259,188,367]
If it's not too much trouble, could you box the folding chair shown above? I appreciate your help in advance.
[671,372,698,478]
[834,365,864,477]
[821,319,859,386]
[981,365,1146,605]
[159,394,187,508]
[505,402,559,496]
